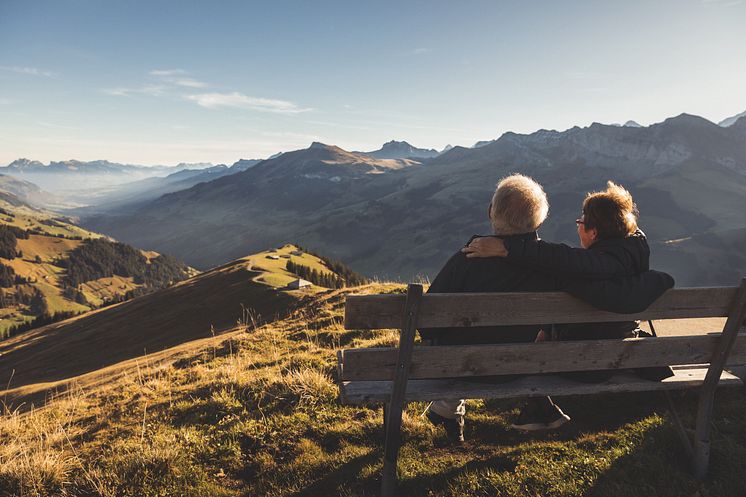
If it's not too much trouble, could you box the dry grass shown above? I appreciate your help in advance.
[2,283,745,496]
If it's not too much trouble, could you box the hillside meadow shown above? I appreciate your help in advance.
[1,281,745,497]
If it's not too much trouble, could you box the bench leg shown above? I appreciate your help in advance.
[692,278,746,479]
[693,386,715,480]
[381,400,405,497]
[380,284,423,497]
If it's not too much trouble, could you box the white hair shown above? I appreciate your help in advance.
[490,174,549,234]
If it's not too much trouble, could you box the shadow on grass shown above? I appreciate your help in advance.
[286,450,381,497]
[583,388,746,497]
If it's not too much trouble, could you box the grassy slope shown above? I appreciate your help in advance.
[0,200,191,335]
[0,271,744,496]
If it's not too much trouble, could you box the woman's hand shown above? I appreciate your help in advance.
[461,236,508,258]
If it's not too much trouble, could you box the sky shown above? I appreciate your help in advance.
[1,0,745,166]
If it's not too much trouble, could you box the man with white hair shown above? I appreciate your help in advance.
[421,174,567,441]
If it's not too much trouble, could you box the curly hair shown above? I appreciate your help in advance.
[490,174,549,234]
[582,181,638,239]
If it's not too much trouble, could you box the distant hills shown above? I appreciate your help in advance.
[0,158,216,194]
[70,160,263,214]
[0,174,59,208]
[0,195,192,337]
[2,158,212,175]
[80,112,746,286]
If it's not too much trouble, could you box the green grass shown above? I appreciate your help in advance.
[2,285,746,496]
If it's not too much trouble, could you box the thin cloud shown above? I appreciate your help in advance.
[185,92,312,114]
[173,78,208,88]
[0,66,56,77]
[101,84,167,97]
[149,69,187,76]
[150,69,208,88]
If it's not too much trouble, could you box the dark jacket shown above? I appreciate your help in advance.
[502,230,675,340]
[422,232,560,345]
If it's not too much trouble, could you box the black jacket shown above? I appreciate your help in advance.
[502,230,675,339]
[424,230,675,344]
[422,232,559,345]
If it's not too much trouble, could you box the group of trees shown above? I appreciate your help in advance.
[62,285,88,305]
[286,260,345,288]
[2,309,80,340]
[321,258,369,287]
[290,246,370,287]
[62,239,188,290]
[0,225,29,259]
[0,287,48,315]
[0,230,191,341]
[0,263,27,287]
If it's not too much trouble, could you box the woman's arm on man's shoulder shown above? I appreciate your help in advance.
[501,238,629,280]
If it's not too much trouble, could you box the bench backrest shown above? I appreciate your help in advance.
[340,286,746,382]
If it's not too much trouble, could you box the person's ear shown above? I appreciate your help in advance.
[589,227,598,241]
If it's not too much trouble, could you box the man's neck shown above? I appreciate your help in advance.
[491,230,539,240]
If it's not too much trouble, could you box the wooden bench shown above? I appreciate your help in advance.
[338,281,746,497]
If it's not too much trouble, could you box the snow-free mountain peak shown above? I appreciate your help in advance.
[360,140,439,160]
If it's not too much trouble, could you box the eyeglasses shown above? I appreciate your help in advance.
[575,219,585,225]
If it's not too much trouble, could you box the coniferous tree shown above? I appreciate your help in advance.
[29,289,48,316]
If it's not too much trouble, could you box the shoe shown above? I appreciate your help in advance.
[510,402,570,432]
[426,410,465,443]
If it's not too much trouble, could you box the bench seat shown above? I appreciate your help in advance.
[340,366,743,404]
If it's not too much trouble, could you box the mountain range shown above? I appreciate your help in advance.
[80,112,746,286]
[0,159,219,196]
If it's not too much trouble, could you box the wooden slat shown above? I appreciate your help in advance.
[339,334,746,381]
[344,287,737,329]
[339,367,742,404]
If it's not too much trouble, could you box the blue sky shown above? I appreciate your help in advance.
[1,0,745,165]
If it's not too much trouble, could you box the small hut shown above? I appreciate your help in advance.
[287,278,312,290]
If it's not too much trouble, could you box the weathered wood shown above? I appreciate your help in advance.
[339,334,746,381]
[340,366,742,405]
[344,287,737,329]
[693,279,746,480]
[336,349,344,385]
[381,284,422,497]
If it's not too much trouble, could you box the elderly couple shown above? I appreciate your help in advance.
[421,174,674,442]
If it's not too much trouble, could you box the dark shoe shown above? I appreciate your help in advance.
[426,410,465,443]
[510,402,570,432]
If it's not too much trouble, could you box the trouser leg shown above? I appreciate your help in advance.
[429,399,466,419]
